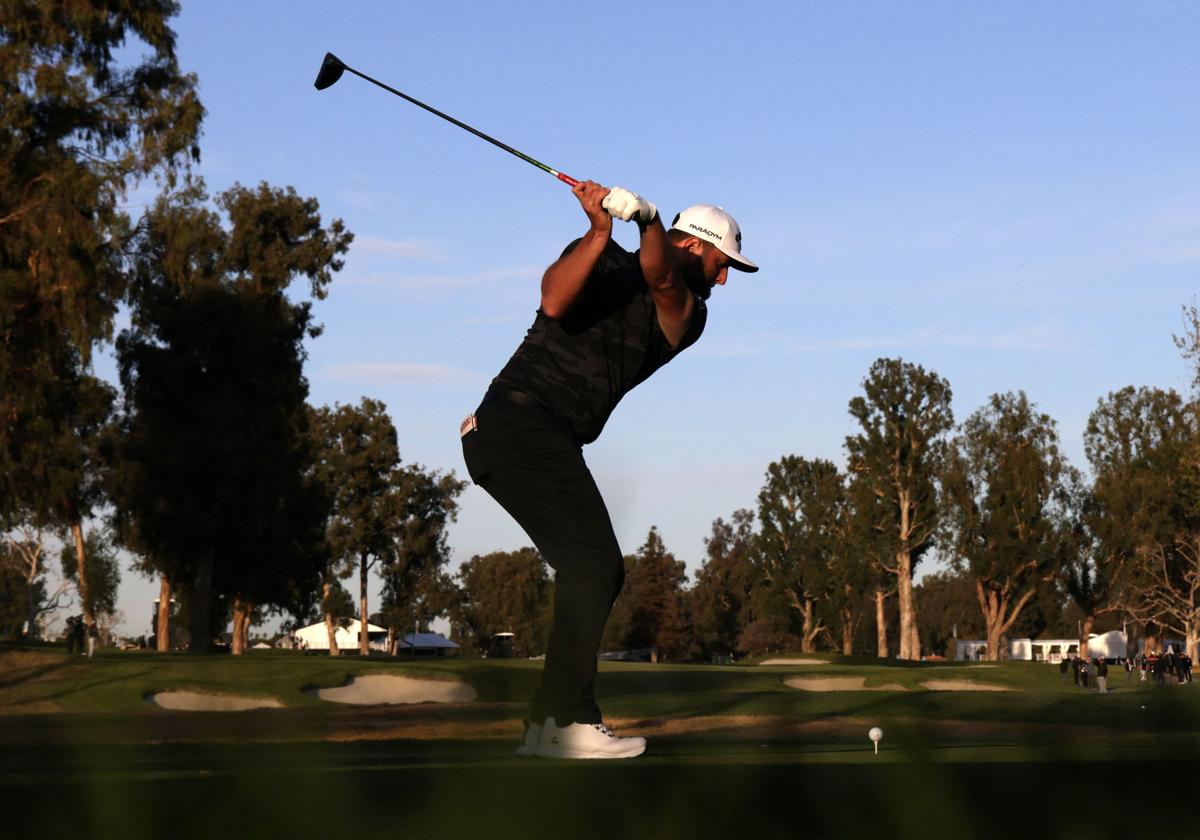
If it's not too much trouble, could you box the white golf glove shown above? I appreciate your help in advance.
[602,187,657,224]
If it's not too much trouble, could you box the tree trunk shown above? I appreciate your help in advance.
[359,552,370,657]
[1185,621,1198,664]
[70,519,93,629]
[187,551,213,653]
[1078,614,1095,660]
[229,597,248,657]
[840,606,855,656]
[233,606,242,655]
[896,549,918,660]
[977,583,1002,662]
[23,583,37,639]
[801,599,817,653]
[985,622,1003,663]
[323,580,340,656]
[1143,622,1159,656]
[22,540,43,639]
[157,576,171,652]
[875,589,888,658]
[387,627,396,657]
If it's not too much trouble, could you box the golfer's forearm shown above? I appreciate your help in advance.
[637,217,671,292]
[540,228,608,318]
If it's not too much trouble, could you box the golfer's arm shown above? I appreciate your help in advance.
[639,218,692,348]
[541,229,609,319]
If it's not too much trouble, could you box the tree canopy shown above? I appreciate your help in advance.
[109,181,350,651]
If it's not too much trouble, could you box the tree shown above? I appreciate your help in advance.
[941,392,1073,660]
[845,470,896,657]
[603,528,690,661]
[377,462,465,645]
[846,358,953,659]
[110,181,349,652]
[1174,300,1200,394]
[737,584,801,657]
[689,510,756,660]
[0,549,39,639]
[828,475,881,655]
[309,399,402,656]
[1096,310,1200,660]
[915,569,983,658]
[1137,538,1200,662]
[1,522,71,639]
[59,526,120,619]
[1082,386,1193,654]
[1,0,202,632]
[453,548,553,657]
[318,580,355,655]
[309,400,465,655]
[754,455,844,653]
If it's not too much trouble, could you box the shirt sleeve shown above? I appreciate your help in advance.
[557,237,622,273]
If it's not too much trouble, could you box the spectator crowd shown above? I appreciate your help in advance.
[1058,650,1193,692]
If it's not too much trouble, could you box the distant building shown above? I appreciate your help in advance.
[956,631,1127,662]
[397,632,459,657]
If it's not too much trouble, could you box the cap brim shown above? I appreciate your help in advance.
[726,251,758,273]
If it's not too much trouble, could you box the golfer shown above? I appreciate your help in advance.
[461,180,756,758]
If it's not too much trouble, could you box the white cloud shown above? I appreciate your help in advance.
[339,189,381,211]
[350,235,447,262]
[319,362,478,384]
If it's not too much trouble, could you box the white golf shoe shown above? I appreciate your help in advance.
[535,718,646,759]
[515,720,541,757]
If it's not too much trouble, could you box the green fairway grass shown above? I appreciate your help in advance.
[3,643,1198,839]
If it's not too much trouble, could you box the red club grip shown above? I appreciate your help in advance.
[557,173,579,188]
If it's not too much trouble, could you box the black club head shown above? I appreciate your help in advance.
[314,52,346,91]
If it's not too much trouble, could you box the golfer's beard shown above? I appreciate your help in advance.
[683,264,712,301]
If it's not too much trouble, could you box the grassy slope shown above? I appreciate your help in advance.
[3,643,1197,735]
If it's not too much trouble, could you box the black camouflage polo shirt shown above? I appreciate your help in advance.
[491,237,707,445]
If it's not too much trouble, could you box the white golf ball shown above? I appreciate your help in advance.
[868,727,883,742]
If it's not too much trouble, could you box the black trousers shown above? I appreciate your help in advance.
[461,398,624,726]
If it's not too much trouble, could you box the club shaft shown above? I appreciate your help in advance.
[343,65,578,187]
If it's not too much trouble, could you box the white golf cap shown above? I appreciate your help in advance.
[670,204,758,272]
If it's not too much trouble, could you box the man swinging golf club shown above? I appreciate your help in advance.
[460,181,757,759]
[314,54,756,755]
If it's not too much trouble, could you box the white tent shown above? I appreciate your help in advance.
[1085,630,1127,659]
[957,632,1128,662]
[294,619,388,652]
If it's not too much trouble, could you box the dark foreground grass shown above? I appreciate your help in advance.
[4,736,1199,839]
[3,644,1198,839]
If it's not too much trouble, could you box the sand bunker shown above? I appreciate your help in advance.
[151,691,284,711]
[760,658,830,666]
[784,677,907,692]
[311,674,477,705]
[921,680,1012,692]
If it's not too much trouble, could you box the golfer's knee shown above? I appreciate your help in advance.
[562,544,624,593]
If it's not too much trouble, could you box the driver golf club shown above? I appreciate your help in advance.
[314,52,579,187]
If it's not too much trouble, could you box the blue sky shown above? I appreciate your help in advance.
[99,1,1199,634]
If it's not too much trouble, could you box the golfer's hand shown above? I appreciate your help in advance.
[602,186,657,224]
[573,180,613,235]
